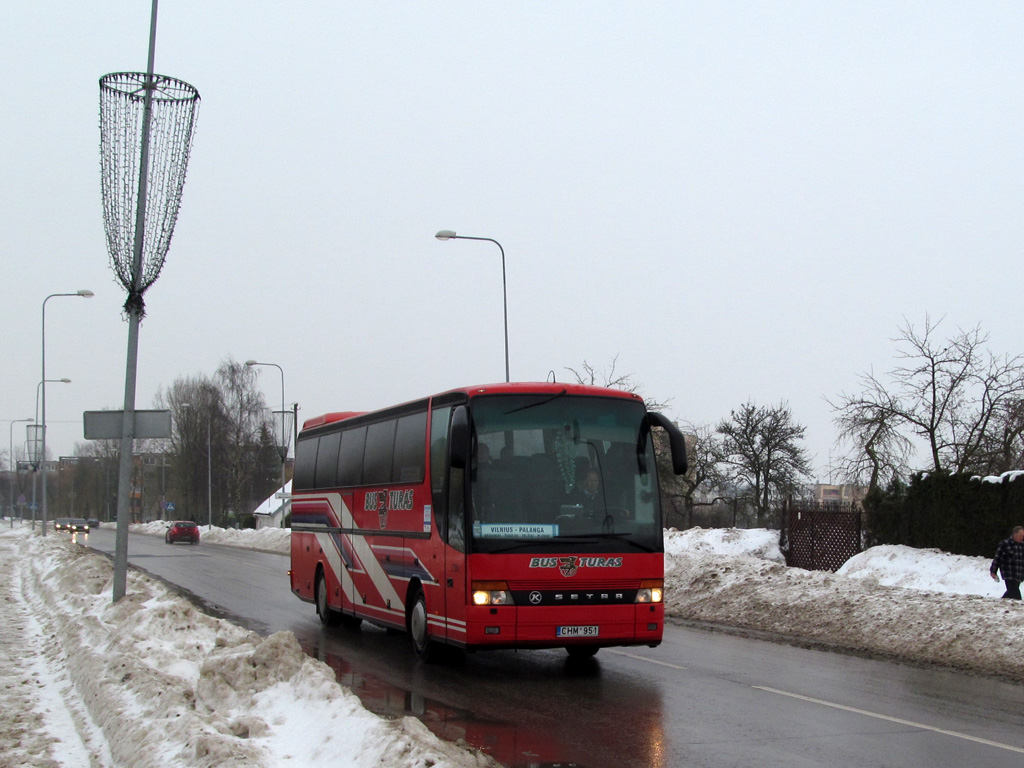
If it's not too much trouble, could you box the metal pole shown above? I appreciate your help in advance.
[435,232,509,382]
[114,0,160,602]
[246,360,288,526]
[41,292,91,535]
[9,419,31,526]
[275,367,286,526]
[207,418,212,529]
[41,299,50,535]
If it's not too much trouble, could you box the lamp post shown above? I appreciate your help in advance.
[36,375,73,529]
[435,230,509,382]
[245,360,292,527]
[8,418,33,525]
[26,423,42,531]
[41,290,93,536]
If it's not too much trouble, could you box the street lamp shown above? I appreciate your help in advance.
[35,377,69,529]
[7,418,33,525]
[41,289,93,536]
[26,424,42,530]
[435,230,509,382]
[245,360,292,527]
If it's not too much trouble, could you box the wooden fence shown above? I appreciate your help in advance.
[781,500,862,572]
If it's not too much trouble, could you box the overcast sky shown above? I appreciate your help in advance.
[3,1,1022,481]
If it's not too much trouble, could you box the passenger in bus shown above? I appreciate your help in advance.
[477,443,493,465]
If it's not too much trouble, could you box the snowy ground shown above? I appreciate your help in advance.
[2,521,1022,767]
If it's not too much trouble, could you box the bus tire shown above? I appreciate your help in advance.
[316,570,339,627]
[408,587,436,662]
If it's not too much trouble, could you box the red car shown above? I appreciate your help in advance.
[165,521,200,545]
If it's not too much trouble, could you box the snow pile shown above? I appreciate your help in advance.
[131,520,291,553]
[665,526,785,563]
[664,527,1024,680]
[0,527,496,768]
[6,522,1024,767]
[836,544,1004,597]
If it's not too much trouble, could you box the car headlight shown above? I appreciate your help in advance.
[635,580,663,603]
[471,581,514,606]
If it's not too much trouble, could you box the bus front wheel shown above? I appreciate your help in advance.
[409,587,437,662]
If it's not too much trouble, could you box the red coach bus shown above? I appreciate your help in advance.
[289,382,688,660]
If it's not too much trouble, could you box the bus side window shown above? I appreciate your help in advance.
[315,431,341,488]
[293,437,319,490]
[337,426,366,487]
[430,406,452,541]
[393,411,427,484]
[364,420,397,485]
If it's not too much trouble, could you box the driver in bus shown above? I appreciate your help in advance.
[577,469,604,516]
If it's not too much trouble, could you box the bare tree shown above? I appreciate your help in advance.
[156,360,277,526]
[716,401,811,526]
[566,356,671,411]
[831,317,1024,475]
[215,359,279,521]
[158,375,221,522]
[830,393,913,493]
[969,397,1024,475]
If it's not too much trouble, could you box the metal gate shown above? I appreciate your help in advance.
[783,500,861,572]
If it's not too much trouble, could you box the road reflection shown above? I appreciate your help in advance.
[300,632,667,768]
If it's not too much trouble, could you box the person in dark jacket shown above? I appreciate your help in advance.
[990,525,1024,599]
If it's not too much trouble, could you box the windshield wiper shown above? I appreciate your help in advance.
[503,389,567,414]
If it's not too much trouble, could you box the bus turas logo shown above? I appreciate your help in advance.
[528,556,624,576]
[364,489,416,529]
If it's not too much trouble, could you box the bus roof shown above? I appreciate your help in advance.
[301,411,366,430]
[299,382,644,433]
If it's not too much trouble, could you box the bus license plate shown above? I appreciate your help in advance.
[557,625,598,638]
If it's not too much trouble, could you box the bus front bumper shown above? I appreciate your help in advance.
[463,602,663,649]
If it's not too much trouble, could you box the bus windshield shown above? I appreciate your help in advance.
[467,394,662,554]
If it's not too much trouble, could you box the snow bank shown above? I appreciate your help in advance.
[130,521,291,554]
[4,528,496,768]
[837,544,1003,597]
[8,522,1024,767]
[664,527,1024,680]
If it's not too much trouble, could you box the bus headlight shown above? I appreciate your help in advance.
[472,581,514,606]
[636,580,663,604]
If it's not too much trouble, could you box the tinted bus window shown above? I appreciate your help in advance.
[363,420,396,485]
[393,411,427,483]
[293,437,318,490]
[337,426,366,487]
[430,406,451,497]
[315,431,341,488]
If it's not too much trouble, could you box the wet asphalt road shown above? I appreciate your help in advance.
[83,527,1024,768]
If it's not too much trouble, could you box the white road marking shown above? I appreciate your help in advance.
[607,649,687,670]
[754,686,1024,755]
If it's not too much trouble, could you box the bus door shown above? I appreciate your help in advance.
[444,461,468,642]
[431,403,468,643]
